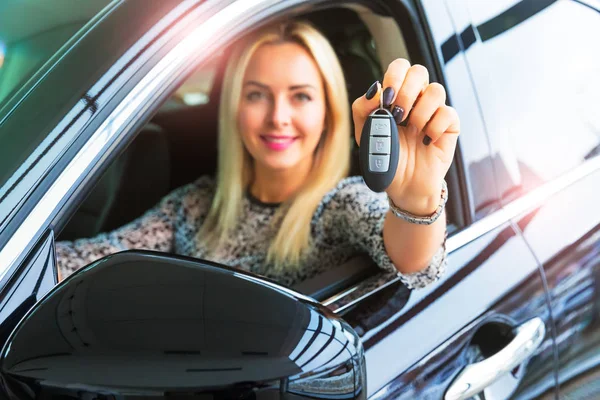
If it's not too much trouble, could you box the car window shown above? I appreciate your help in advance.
[0,0,113,116]
[55,6,431,293]
[48,3,461,323]
[173,58,221,106]
[463,0,600,202]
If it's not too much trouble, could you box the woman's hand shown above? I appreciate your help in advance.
[352,59,460,216]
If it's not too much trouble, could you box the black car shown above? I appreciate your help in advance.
[1,0,600,398]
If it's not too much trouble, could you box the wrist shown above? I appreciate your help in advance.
[390,196,440,217]
[387,189,442,217]
[386,180,448,225]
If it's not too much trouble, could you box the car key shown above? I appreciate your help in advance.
[359,106,400,192]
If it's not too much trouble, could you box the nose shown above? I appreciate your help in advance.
[270,96,292,128]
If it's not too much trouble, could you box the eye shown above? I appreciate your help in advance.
[246,91,266,102]
[294,92,312,102]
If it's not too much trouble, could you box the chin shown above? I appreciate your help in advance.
[262,159,300,171]
[258,153,305,171]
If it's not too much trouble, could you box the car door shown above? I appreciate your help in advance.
[319,0,558,398]
[447,0,600,398]
[0,1,557,399]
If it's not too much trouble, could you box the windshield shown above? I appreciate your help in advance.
[0,0,114,117]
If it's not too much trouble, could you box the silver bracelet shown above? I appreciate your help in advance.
[387,180,448,225]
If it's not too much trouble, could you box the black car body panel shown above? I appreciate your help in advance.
[342,222,556,399]
[0,230,57,349]
[442,0,600,398]
[517,167,600,397]
[1,251,367,399]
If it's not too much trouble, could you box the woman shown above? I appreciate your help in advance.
[57,21,459,290]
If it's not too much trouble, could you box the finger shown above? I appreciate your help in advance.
[395,64,429,123]
[422,105,460,144]
[381,59,411,108]
[352,81,383,144]
[407,82,446,133]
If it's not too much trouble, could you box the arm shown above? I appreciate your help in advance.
[56,183,192,280]
[56,209,175,280]
[352,59,459,278]
[320,178,445,289]
[383,207,446,275]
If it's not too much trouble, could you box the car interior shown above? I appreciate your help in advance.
[56,4,464,303]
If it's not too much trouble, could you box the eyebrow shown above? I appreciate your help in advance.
[244,81,317,91]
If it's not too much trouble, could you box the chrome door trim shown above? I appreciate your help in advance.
[0,0,286,284]
[325,154,600,312]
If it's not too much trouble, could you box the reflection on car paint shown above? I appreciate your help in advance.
[338,217,556,397]
[0,251,367,399]
[0,231,56,348]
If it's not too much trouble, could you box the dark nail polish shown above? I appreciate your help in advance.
[365,81,379,100]
[423,135,432,146]
[391,106,405,125]
[382,87,395,107]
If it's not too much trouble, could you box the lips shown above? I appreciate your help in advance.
[262,135,296,142]
[260,135,297,151]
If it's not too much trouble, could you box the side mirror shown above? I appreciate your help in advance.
[0,251,366,399]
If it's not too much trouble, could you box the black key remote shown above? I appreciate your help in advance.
[359,108,400,192]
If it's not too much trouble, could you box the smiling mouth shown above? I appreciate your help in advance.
[261,135,297,143]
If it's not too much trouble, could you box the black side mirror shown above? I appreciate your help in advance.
[0,251,366,399]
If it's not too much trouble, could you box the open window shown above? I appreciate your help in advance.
[55,1,467,309]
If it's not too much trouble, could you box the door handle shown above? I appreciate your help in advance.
[445,317,546,400]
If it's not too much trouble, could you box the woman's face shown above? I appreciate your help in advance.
[238,42,327,173]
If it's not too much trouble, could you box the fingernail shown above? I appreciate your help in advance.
[365,81,379,100]
[382,87,395,107]
[399,108,411,127]
[423,135,432,146]
[391,106,405,125]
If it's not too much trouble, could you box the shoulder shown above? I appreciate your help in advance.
[189,175,217,192]
[313,176,388,221]
[161,175,216,206]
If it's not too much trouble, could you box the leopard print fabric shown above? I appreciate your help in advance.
[56,176,447,289]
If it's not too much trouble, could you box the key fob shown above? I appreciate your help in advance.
[359,108,400,192]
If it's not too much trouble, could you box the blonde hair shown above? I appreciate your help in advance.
[199,21,350,269]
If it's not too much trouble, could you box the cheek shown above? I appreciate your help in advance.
[238,104,266,136]
[237,107,261,156]
[297,102,327,139]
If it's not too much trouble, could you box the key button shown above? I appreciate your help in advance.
[369,155,390,172]
[370,137,391,154]
[370,117,391,137]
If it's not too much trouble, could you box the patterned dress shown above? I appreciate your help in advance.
[56,176,447,289]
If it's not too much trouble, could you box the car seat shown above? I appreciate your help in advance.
[59,123,171,240]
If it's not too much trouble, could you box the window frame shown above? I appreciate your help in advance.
[0,0,473,308]
[0,0,305,291]
[322,0,480,311]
